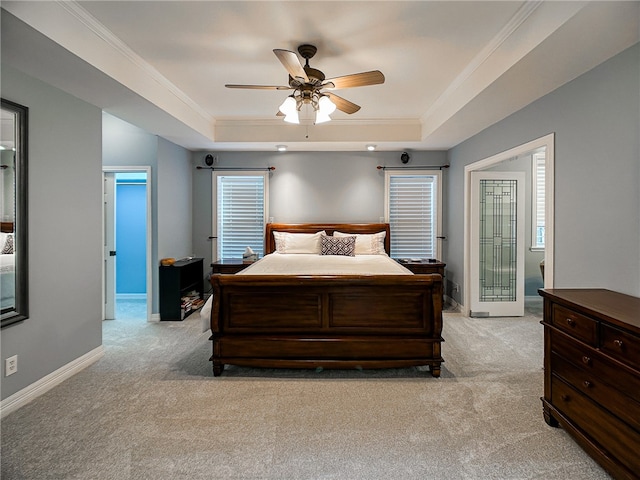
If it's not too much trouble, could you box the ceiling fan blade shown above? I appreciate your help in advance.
[325,92,361,114]
[273,49,309,83]
[225,84,292,90]
[324,70,385,89]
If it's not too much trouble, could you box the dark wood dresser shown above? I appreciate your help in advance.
[539,289,640,480]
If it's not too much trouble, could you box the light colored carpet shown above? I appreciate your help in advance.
[1,301,612,480]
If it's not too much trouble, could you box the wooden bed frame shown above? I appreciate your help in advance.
[209,223,444,377]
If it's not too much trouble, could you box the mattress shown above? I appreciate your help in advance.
[239,253,412,276]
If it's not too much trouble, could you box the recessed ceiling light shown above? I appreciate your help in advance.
[276,145,287,152]
[366,145,376,151]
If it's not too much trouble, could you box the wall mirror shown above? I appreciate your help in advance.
[1,98,28,327]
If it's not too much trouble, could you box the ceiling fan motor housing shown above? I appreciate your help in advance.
[298,44,317,60]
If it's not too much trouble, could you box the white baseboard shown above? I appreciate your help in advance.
[150,313,161,322]
[0,345,104,418]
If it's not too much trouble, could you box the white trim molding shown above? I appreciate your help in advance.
[0,346,105,418]
[102,167,153,323]
[463,133,555,317]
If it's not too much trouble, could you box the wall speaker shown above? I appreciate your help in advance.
[401,151,410,164]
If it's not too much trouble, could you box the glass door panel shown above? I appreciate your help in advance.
[470,172,525,317]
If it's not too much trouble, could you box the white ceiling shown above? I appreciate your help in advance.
[2,1,639,152]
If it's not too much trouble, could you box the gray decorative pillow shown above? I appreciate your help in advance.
[321,235,356,256]
[1,234,13,254]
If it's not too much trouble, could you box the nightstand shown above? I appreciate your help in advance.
[211,258,255,274]
[394,259,446,304]
[394,258,445,276]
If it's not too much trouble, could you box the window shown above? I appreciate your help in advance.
[212,172,268,260]
[531,151,545,250]
[385,170,442,259]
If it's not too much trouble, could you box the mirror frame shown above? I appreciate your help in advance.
[1,98,29,328]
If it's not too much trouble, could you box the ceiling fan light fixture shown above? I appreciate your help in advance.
[318,95,336,115]
[278,95,297,116]
[227,45,384,124]
[314,111,331,124]
[283,112,300,124]
[314,95,336,124]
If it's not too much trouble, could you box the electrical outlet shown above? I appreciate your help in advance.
[5,355,17,376]
[453,283,460,292]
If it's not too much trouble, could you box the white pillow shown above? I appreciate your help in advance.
[334,231,386,255]
[273,231,326,254]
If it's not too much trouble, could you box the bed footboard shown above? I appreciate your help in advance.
[209,274,444,377]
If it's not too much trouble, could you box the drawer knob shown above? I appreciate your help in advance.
[566,318,575,326]
[581,356,591,365]
[561,394,570,402]
[583,380,592,388]
[613,339,624,348]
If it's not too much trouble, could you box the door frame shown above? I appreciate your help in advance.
[102,166,152,322]
[463,133,555,316]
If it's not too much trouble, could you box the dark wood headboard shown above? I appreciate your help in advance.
[0,222,14,233]
[265,223,391,255]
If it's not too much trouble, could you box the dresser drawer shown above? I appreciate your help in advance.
[552,377,640,475]
[601,324,640,371]
[551,330,640,401]
[552,352,640,432]
[550,304,598,345]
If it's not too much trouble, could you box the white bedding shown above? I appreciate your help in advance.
[239,253,412,276]
[0,253,16,310]
[201,253,412,332]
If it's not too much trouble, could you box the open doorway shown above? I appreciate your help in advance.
[102,167,152,322]
[463,134,554,317]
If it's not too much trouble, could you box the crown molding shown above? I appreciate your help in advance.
[3,0,214,139]
[420,0,587,139]
[422,1,543,122]
[56,1,212,123]
[214,117,421,127]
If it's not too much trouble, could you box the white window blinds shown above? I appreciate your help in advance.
[386,173,439,258]
[532,152,545,249]
[214,173,267,259]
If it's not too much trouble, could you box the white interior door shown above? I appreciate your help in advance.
[470,171,525,317]
[103,172,116,320]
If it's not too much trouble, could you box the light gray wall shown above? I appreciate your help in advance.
[191,151,448,273]
[446,43,640,303]
[103,114,193,314]
[157,136,193,261]
[1,65,103,400]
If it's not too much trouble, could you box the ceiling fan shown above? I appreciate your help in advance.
[225,44,385,124]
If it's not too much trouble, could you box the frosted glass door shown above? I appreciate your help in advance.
[470,172,525,317]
